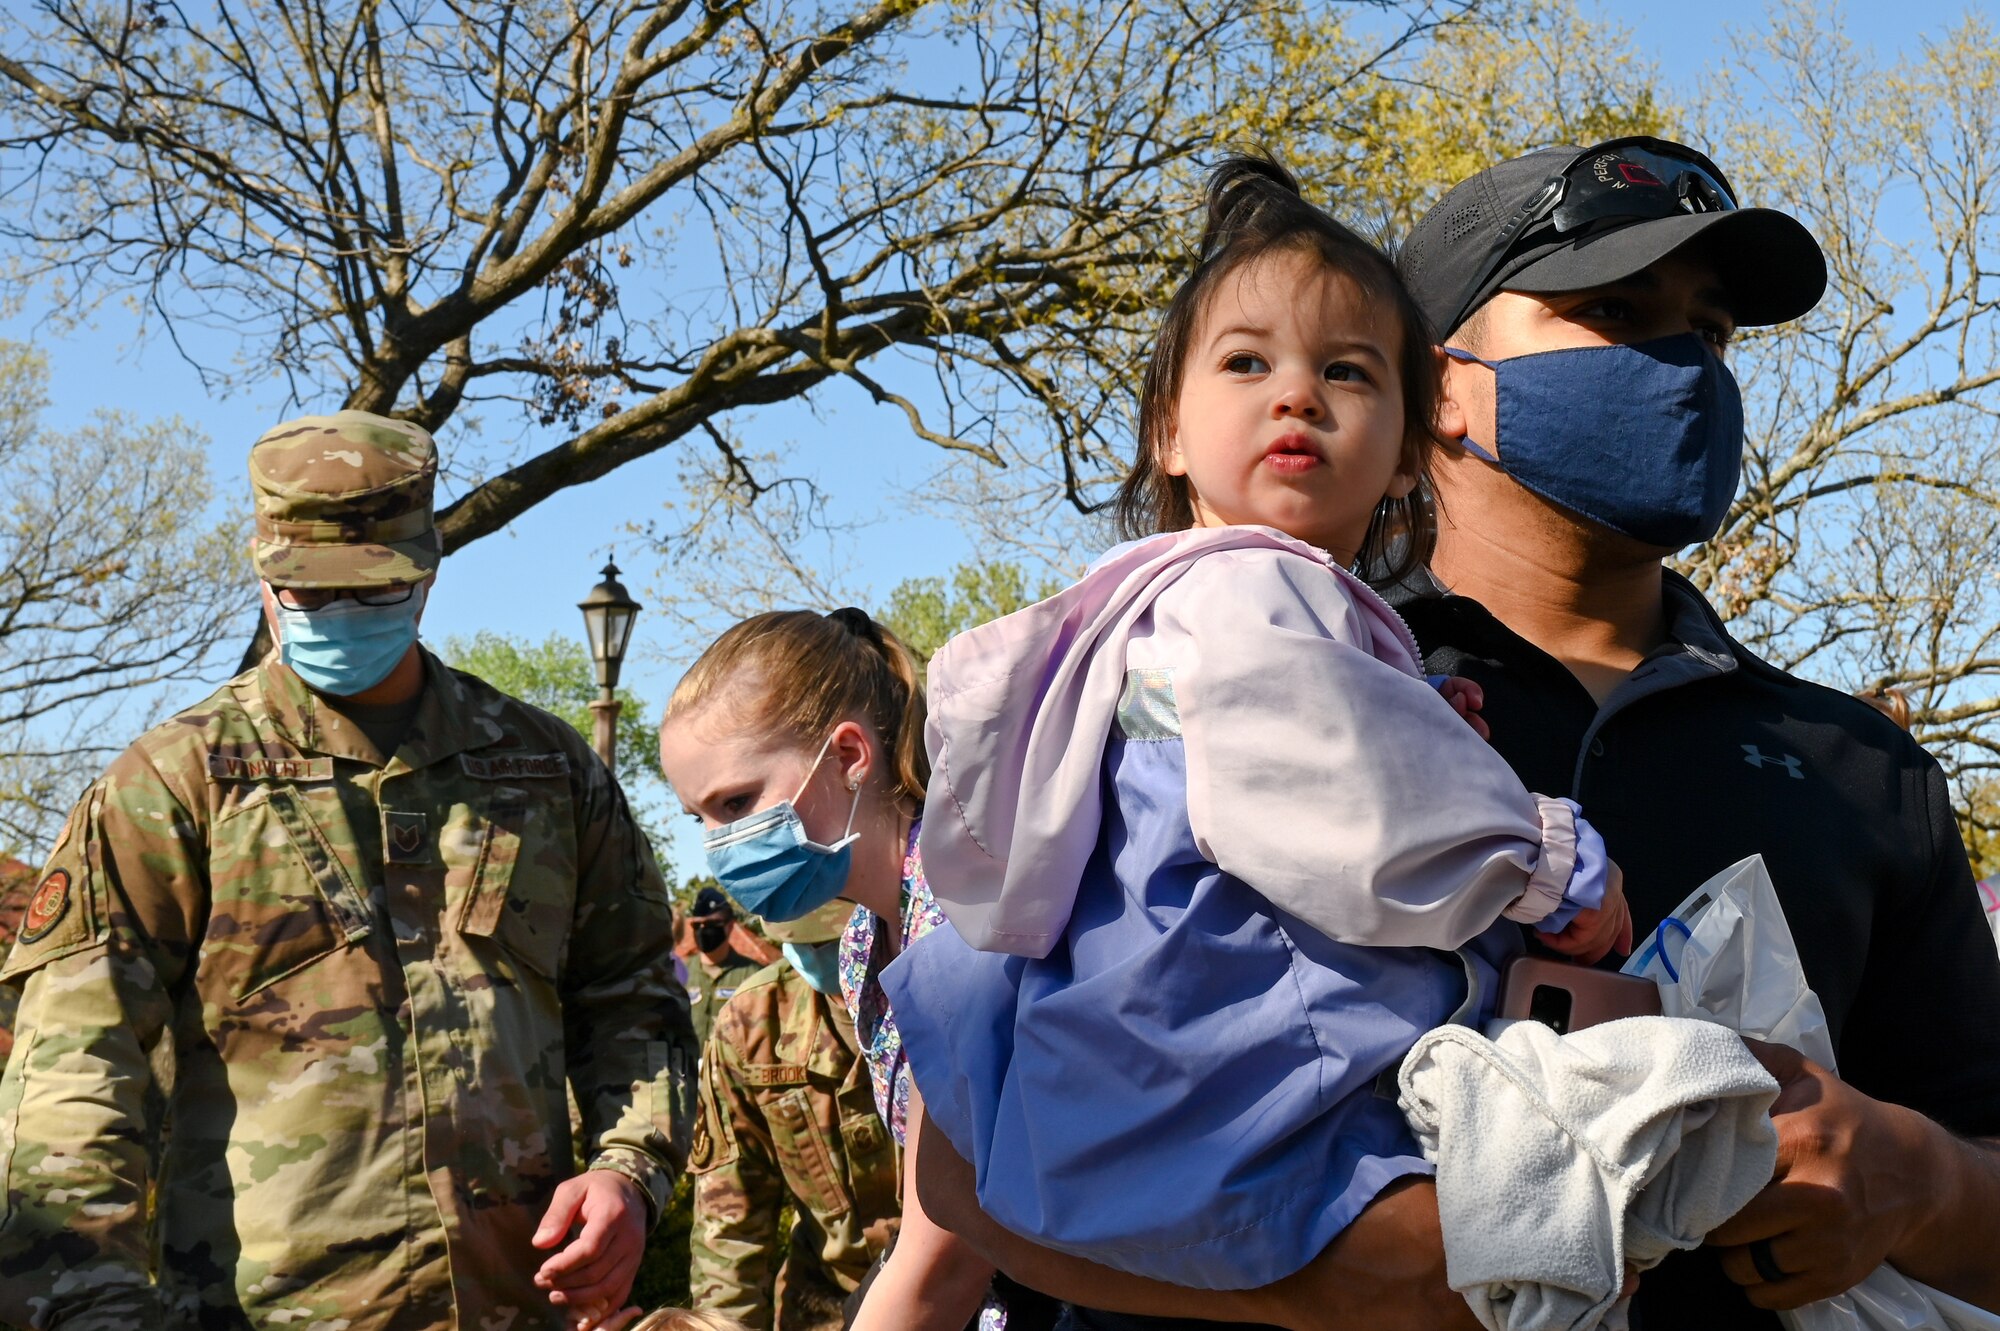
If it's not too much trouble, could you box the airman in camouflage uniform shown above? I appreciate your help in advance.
[687,885,769,1047]
[0,411,696,1330]
[689,904,898,1330]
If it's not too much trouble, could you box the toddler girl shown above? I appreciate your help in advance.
[880,156,1630,1294]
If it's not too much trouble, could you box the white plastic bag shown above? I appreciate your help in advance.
[1622,855,2000,1331]
[1779,1268,2000,1331]
[1621,855,1834,1069]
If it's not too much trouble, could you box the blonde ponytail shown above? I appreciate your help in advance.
[666,608,930,808]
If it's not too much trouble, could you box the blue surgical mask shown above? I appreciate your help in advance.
[1444,334,1744,549]
[275,586,426,697]
[783,940,844,998]
[703,734,861,923]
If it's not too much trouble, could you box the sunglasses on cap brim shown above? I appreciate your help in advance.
[1455,137,1741,332]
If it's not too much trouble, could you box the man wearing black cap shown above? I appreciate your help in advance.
[909,139,2000,1330]
[1386,136,2000,1324]
[687,883,769,1046]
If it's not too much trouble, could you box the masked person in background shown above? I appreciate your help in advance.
[0,410,696,1331]
[683,898,901,1330]
[688,884,769,1047]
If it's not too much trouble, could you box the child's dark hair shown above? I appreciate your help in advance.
[1113,154,1442,584]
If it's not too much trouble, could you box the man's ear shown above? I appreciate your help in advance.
[1434,345,1470,444]
[257,581,282,645]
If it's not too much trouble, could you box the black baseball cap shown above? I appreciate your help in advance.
[691,885,735,920]
[1400,138,1827,338]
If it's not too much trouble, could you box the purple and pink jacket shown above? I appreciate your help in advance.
[883,525,1607,1289]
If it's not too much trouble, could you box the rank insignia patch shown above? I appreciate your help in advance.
[384,811,431,864]
[21,870,72,943]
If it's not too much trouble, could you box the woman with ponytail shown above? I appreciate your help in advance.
[660,608,1057,1331]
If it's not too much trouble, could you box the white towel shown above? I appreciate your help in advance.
[1398,1016,1780,1331]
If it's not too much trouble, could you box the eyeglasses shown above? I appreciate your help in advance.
[272,584,420,611]
[1450,137,1741,335]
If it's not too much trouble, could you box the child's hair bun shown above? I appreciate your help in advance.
[1118,149,1444,587]
[828,605,883,645]
[1199,154,1310,260]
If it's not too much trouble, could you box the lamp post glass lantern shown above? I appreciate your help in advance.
[578,561,641,767]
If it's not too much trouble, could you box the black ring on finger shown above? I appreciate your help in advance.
[1750,1238,1787,1284]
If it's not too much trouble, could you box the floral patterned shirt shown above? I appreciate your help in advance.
[838,821,944,1148]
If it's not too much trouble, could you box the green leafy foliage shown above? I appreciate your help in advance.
[878,560,1062,672]
[440,631,670,866]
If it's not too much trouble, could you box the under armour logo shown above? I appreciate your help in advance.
[1742,745,1804,779]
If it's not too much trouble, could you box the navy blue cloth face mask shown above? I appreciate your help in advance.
[703,734,861,923]
[1444,333,1745,550]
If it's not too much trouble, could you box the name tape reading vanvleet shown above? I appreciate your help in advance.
[207,754,337,782]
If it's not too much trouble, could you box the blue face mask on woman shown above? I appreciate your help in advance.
[1444,333,1744,550]
[274,586,427,697]
[703,734,861,923]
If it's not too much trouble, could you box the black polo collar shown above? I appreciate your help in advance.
[1389,566,1791,791]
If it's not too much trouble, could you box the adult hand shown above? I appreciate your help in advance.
[568,1306,646,1331]
[1708,1040,1933,1309]
[533,1169,650,1316]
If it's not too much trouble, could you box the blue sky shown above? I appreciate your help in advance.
[0,0,1975,872]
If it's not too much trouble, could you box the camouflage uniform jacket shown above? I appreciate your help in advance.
[690,962,899,1330]
[0,651,696,1331]
[688,948,767,1048]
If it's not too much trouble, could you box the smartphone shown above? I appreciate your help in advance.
[1497,955,1662,1035]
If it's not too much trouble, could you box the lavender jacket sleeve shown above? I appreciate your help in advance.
[919,526,1596,957]
[1145,546,1587,947]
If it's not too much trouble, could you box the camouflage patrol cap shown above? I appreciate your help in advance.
[250,410,441,588]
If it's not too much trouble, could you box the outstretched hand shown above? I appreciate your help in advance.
[533,1169,649,1317]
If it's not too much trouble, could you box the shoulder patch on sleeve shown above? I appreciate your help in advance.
[689,1070,741,1175]
[19,871,72,943]
[1,790,109,982]
[689,1114,718,1172]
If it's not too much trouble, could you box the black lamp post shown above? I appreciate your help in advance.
[578,560,641,768]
